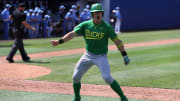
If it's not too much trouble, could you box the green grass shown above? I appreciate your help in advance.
[20,43,180,89]
[3,29,178,89]
[0,90,156,101]
[0,29,180,56]
[0,30,180,101]
[0,37,86,56]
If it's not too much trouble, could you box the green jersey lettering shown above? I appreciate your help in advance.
[85,29,104,40]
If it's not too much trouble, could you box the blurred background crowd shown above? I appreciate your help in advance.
[1,0,180,40]
[0,0,121,40]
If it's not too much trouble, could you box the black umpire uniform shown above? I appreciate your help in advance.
[6,3,35,63]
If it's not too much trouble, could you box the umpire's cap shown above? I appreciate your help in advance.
[18,3,25,8]
[90,3,104,13]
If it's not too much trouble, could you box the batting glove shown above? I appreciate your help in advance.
[123,55,130,65]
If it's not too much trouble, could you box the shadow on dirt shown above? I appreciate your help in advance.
[16,60,51,64]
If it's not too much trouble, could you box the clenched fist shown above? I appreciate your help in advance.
[50,40,59,46]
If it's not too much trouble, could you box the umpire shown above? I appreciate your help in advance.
[6,3,36,63]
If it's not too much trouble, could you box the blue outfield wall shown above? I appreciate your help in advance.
[110,0,180,31]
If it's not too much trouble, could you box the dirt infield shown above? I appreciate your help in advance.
[1,80,180,101]
[0,63,51,80]
[0,38,180,101]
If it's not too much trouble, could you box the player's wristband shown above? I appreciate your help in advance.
[117,43,123,48]
[59,39,64,44]
[121,51,127,56]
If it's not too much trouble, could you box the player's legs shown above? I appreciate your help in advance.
[73,82,81,101]
[6,38,19,62]
[115,18,121,34]
[72,52,93,101]
[115,19,118,33]
[18,39,30,61]
[117,18,121,33]
[72,53,93,83]
[93,54,128,101]
[110,80,128,101]
[93,54,114,84]
[3,21,9,40]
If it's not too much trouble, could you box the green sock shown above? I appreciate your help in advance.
[73,82,81,101]
[110,80,126,98]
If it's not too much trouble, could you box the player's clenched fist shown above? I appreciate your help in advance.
[50,40,59,46]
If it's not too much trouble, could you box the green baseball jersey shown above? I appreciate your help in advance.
[73,19,118,55]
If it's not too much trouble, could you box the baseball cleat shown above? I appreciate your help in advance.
[6,58,14,63]
[23,57,30,62]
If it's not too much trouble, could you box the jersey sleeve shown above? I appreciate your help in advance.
[65,12,70,19]
[1,10,6,18]
[107,24,118,41]
[73,22,85,35]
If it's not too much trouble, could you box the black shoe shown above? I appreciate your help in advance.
[23,57,30,62]
[6,58,14,63]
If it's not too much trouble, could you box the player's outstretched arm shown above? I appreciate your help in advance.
[113,38,130,65]
[50,31,77,47]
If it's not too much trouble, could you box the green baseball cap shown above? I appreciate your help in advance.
[90,3,104,12]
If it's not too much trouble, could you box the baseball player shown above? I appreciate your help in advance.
[1,4,11,40]
[58,5,66,35]
[79,9,91,22]
[85,4,91,19]
[65,9,78,33]
[50,3,130,101]
[115,7,121,34]
[26,9,34,38]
